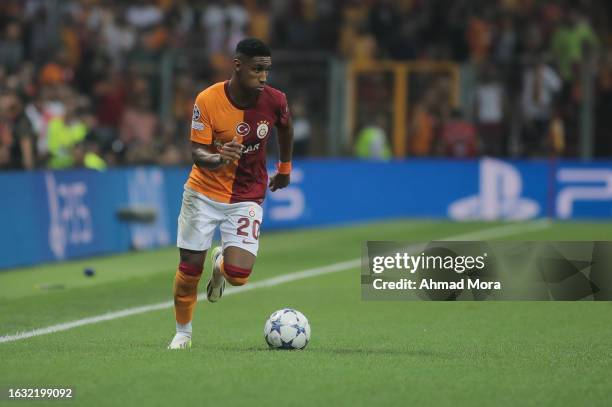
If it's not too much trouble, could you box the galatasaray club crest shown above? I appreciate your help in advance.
[249,207,256,218]
[256,121,270,139]
[236,122,250,136]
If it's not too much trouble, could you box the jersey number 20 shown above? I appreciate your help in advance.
[237,217,261,240]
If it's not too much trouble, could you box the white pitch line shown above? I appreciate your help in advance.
[0,220,551,344]
[439,219,551,241]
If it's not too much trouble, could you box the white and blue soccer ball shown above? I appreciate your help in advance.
[264,308,311,350]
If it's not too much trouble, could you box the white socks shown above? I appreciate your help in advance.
[176,322,192,337]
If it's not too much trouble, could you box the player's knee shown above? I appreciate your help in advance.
[178,249,205,271]
[222,263,252,286]
[226,276,249,286]
[178,261,203,277]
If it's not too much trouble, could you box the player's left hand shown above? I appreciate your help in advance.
[220,137,244,163]
[269,173,290,192]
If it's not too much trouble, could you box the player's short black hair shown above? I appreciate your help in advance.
[235,38,271,59]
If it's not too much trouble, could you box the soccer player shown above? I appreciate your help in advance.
[168,38,294,349]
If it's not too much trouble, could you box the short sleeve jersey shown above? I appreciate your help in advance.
[187,81,290,205]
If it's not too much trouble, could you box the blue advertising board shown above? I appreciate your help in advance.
[0,158,610,269]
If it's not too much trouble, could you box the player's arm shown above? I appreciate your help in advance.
[269,115,293,192]
[192,138,243,170]
[190,93,243,170]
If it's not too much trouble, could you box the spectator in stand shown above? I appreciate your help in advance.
[92,67,128,150]
[225,0,250,54]
[157,121,184,166]
[125,0,163,30]
[172,73,197,141]
[389,20,418,61]
[436,108,478,158]
[347,23,377,62]
[494,14,518,66]
[368,0,400,57]
[291,99,311,157]
[0,20,25,73]
[75,134,107,171]
[39,50,75,87]
[408,90,436,156]
[474,64,506,156]
[167,0,197,40]
[249,0,271,44]
[355,115,391,160]
[201,0,227,55]
[119,91,159,164]
[47,91,88,169]
[466,11,493,63]
[100,10,137,69]
[520,55,562,156]
[1,0,612,170]
[201,0,249,55]
[0,91,36,170]
[12,61,37,101]
[551,8,599,82]
[25,86,65,167]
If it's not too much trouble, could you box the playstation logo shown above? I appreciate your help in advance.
[449,158,540,220]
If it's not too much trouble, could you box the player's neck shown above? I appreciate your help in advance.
[227,78,258,109]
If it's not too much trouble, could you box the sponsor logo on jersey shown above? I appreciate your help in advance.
[256,120,270,139]
[243,143,260,154]
[236,122,250,136]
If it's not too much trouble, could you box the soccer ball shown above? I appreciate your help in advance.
[264,308,311,350]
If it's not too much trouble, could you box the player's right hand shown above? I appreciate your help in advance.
[219,137,244,163]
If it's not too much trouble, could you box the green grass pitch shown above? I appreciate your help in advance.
[1,220,611,406]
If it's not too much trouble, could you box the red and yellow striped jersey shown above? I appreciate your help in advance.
[187,81,290,205]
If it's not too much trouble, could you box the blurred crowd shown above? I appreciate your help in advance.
[0,1,611,171]
[349,0,612,159]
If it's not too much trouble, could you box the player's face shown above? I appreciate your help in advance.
[238,56,272,92]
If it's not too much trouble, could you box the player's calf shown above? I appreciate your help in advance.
[173,261,203,325]
[169,260,204,349]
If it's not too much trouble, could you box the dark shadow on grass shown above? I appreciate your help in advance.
[309,347,450,358]
[211,345,451,358]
